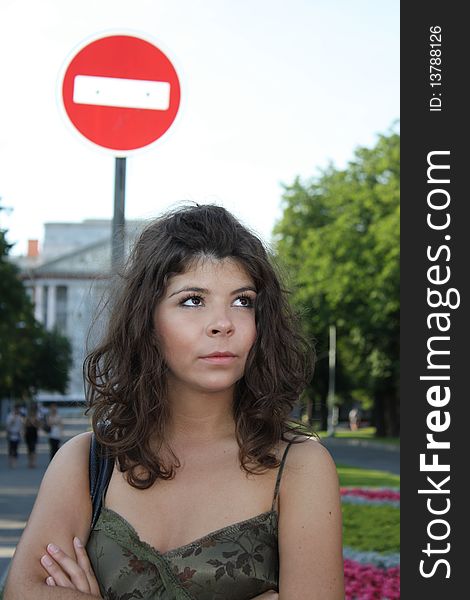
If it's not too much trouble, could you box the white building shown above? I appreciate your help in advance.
[16,219,144,404]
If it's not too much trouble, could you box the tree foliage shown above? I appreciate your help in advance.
[0,206,72,401]
[273,124,399,435]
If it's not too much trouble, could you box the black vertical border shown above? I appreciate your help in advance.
[401,3,466,598]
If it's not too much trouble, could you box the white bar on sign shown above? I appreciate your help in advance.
[73,75,171,110]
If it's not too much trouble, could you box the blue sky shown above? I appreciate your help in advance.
[0,0,399,255]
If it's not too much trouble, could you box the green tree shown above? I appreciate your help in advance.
[274,124,399,436]
[0,206,72,402]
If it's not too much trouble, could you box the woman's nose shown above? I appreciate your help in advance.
[206,311,234,336]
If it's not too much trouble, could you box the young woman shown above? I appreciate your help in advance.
[4,204,344,599]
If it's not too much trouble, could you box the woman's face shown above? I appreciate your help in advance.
[153,258,257,396]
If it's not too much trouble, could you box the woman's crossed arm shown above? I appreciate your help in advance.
[3,432,99,600]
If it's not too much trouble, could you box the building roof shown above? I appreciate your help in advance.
[15,219,146,281]
[19,237,111,280]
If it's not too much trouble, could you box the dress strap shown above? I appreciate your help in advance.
[271,437,298,511]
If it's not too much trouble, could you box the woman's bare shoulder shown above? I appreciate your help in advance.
[277,436,344,598]
[45,430,92,472]
[32,430,93,519]
[281,435,338,486]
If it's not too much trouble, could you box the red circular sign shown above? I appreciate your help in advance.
[61,34,181,153]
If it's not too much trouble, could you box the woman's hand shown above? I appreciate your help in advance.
[251,592,279,599]
[40,536,102,598]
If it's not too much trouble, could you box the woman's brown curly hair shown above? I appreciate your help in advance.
[85,203,315,488]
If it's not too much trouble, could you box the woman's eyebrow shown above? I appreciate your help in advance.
[168,286,207,298]
[168,285,257,298]
[232,286,257,295]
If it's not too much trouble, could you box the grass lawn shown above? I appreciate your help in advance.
[337,463,400,488]
[338,463,400,558]
[342,503,399,553]
[316,426,400,446]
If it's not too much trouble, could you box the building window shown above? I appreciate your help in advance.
[56,286,68,333]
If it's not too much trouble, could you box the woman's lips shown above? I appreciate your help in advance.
[199,355,237,364]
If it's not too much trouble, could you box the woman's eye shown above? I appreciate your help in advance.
[233,296,254,307]
[181,296,203,306]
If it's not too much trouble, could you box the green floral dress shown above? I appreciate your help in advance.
[86,441,295,600]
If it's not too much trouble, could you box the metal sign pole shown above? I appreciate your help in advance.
[111,157,126,271]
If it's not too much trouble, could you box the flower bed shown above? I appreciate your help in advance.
[344,559,400,600]
[341,487,400,504]
[342,487,400,599]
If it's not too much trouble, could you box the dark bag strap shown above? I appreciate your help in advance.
[89,430,114,529]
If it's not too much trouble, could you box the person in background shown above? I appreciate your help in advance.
[348,407,362,431]
[45,403,64,461]
[6,405,24,469]
[24,402,41,468]
[37,402,48,422]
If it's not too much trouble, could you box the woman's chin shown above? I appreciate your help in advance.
[191,377,239,394]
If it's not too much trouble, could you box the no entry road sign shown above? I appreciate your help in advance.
[61,34,181,154]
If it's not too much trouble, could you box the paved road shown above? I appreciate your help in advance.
[321,436,400,476]
[0,416,399,586]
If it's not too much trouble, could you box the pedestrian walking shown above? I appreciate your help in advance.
[6,405,23,469]
[24,403,41,468]
[44,403,64,461]
[349,407,362,431]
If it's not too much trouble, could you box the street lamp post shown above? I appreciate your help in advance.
[326,323,338,436]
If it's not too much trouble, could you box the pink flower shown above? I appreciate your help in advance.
[344,559,400,599]
[341,487,400,502]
